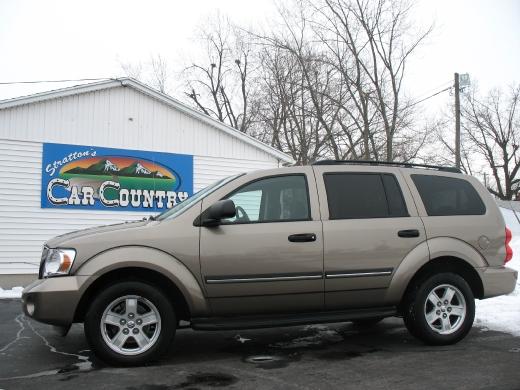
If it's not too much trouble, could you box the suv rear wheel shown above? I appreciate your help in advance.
[84,281,176,366]
[402,272,475,345]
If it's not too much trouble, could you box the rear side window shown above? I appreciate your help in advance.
[411,174,486,216]
[324,173,408,219]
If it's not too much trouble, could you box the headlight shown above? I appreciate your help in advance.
[42,248,76,277]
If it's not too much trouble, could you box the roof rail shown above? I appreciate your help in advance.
[311,160,462,173]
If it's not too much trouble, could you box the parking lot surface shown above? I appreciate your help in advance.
[1,299,520,389]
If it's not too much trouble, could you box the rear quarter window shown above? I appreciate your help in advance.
[411,174,486,216]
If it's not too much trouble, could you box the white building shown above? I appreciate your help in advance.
[0,78,291,286]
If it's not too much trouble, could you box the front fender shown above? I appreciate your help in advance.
[75,246,209,316]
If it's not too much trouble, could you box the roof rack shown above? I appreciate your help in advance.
[311,160,462,173]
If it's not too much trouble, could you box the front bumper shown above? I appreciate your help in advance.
[478,266,518,299]
[22,276,90,326]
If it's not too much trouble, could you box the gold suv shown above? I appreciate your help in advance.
[23,161,518,365]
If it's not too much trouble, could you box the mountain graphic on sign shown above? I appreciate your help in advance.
[119,162,150,175]
[118,162,171,179]
[65,159,119,174]
[63,159,171,179]
[89,159,120,172]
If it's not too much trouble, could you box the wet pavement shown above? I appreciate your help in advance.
[1,299,520,389]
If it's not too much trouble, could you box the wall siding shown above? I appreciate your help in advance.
[0,86,280,274]
[0,86,278,162]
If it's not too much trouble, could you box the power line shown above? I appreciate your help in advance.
[409,86,452,108]
[465,95,491,110]
[0,78,113,85]
[0,76,453,108]
[413,80,453,101]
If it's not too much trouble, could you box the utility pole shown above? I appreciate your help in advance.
[454,72,461,169]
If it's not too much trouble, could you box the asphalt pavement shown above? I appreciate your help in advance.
[1,299,519,390]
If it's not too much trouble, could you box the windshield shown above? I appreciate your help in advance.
[155,173,243,221]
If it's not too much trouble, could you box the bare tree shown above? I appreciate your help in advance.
[311,0,432,161]
[182,15,256,133]
[462,86,520,199]
[253,4,346,163]
[256,46,331,164]
[120,61,144,81]
[309,0,379,160]
[120,54,171,94]
[149,54,170,94]
[250,0,430,162]
[123,0,432,164]
[430,109,477,176]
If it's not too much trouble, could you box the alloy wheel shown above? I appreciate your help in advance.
[100,295,162,356]
[423,284,467,335]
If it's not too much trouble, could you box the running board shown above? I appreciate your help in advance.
[191,306,397,331]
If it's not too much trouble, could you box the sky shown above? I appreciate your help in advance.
[0,0,519,110]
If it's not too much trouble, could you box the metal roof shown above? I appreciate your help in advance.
[0,77,292,163]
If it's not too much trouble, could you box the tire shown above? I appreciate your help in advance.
[402,272,475,345]
[84,281,176,366]
[351,317,384,328]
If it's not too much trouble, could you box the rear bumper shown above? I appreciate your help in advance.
[478,266,518,299]
[22,276,90,326]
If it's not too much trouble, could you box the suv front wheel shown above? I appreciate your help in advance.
[84,281,176,366]
[403,272,475,345]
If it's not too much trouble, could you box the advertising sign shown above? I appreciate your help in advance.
[41,142,193,212]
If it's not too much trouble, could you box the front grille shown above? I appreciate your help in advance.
[38,246,49,279]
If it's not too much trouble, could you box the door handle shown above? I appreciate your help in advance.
[288,233,317,242]
[398,229,420,238]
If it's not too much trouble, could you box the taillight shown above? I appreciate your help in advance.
[505,227,513,264]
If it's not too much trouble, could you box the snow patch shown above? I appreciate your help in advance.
[474,208,520,336]
[135,163,151,175]
[0,286,23,299]
[103,160,119,172]
[271,325,343,349]
[234,334,251,343]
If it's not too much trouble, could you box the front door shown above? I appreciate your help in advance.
[199,171,324,316]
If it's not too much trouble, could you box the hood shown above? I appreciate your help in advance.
[45,219,150,248]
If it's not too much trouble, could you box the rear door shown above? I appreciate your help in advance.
[313,165,426,310]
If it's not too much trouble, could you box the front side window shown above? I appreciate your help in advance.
[223,175,310,224]
[324,173,408,219]
[411,174,486,216]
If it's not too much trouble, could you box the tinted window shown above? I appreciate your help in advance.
[324,173,408,219]
[382,174,408,217]
[223,175,310,223]
[411,174,486,216]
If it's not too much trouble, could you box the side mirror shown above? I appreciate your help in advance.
[201,199,236,227]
